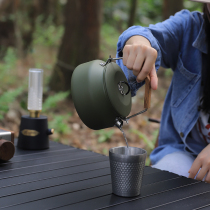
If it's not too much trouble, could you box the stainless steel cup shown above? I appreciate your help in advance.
[109,146,147,197]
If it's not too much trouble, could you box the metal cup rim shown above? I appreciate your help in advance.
[109,146,147,157]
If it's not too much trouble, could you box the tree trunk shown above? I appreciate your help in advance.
[128,0,138,28]
[163,0,183,20]
[13,0,24,58]
[49,0,103,92]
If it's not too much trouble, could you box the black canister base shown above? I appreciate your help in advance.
[18,115,49,150]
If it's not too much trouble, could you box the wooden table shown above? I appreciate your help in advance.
[0,140,210,209]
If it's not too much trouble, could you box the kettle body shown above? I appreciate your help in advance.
[71,60,132,130]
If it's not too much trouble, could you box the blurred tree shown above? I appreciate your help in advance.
[49,0,103,92]
[163,0,183,20]
[35,0,64,26]
[0,0,63,59]
[128,0,138,27]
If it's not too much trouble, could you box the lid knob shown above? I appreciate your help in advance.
[118,81,130,96]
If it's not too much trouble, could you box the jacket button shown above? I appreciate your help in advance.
[180,132,184,138]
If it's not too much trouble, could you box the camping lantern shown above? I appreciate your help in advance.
[17,69,54,150]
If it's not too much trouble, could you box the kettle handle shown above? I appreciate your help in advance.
[144,76,151,109]
[116,75,151,125]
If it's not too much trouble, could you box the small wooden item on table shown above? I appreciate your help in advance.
[0,127,15,161]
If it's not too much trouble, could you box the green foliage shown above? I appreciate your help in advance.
[151,129,159,146]
[33,15,64,47]
[164,68,173,77]
[103,0,128,24]
[42,91,70,112]
[102,148,109,156]
[100,24,120,58]
[138,0,163,25]
[43,91,70,138]
[130,129,154,150]
[0,87,24,120]
[130,128,159,166]
[184,0,203,12]
[0,48,18,89]
[145,157,151,166]
[20,97,27,110]
[2,48,17,68]
[48,113,72,135]
[0,48,27,118]
[103,0,203,32]
[95,129,115,143]
[103,0,162,29]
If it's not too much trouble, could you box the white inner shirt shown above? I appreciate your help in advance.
[191,110,210,145]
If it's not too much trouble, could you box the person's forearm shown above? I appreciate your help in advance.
[125,35,151,47]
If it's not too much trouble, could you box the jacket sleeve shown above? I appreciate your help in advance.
[116,9,194,97]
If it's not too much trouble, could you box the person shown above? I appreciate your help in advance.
[116,0,210,182]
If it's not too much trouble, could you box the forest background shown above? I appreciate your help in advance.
[0,0,202,165]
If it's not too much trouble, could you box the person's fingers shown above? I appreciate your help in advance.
[195,166,208,181]
[137,49,157,81]
[125,46,138,72]
[122,45,157,83]
[136,57,153,81]
[150,65,158,90]
[122,45,130,66]
[132,52,145,80]
[188,158,202,179]
[205,171,210,183]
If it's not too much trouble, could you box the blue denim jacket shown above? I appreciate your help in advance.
[116,10,208,165]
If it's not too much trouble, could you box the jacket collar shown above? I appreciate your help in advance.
[192,20,208,54]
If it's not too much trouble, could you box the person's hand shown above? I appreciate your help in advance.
[188,144,210,182]
[123,35,158,90]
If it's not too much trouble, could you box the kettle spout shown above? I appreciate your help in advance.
[114,118,123,129]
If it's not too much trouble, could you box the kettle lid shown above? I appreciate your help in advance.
[104,62,131,118]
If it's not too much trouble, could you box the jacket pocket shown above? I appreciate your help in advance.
[171,54,200,108]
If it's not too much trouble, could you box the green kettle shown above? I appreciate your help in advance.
[71,56,151,130]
